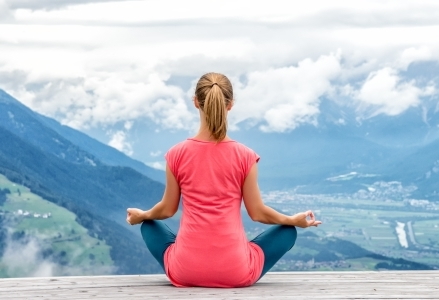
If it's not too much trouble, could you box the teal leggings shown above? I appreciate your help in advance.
[140,220,297,279]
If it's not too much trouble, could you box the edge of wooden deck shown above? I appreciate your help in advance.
[0,271,438,299]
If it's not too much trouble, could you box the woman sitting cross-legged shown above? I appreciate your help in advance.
[126,72,321,288]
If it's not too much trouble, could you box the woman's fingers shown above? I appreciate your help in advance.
[311,220,322,227]
[304,211,315,223]
[126,208,133,225]
[304,210,322,227]
[291,210,322,228]
[126,208,145,226]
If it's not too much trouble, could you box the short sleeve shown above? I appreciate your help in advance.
[243,147,260,178]
[164,144,180,180]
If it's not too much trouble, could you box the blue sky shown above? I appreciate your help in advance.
[1,0,439,168]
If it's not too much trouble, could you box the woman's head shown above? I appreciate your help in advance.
[195,72,233,141]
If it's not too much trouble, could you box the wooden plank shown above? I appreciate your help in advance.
[0,271,438,299]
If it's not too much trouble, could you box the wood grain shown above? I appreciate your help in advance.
[0,271,438,299]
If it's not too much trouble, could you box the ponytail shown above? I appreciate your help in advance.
[195,73,233,142]
[204,85,227,141]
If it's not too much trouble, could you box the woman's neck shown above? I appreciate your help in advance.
[193,114,230,142]
[193,128,231,142]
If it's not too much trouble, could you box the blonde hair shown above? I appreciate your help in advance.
[195,72,233,141]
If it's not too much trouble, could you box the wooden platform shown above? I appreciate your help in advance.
[0,271,438,299]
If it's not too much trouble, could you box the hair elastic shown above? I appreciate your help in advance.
[211,83,218,88]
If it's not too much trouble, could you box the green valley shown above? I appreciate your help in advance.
[253,189,439,271]
[0,174,114,277]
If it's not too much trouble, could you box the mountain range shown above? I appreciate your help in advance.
[0,90,164,184]
[0,88,437,276]
[0,89,169,275]
[228,97,439,200]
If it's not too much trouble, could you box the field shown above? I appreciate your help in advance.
[2,172,438,275]
[0,174,114,277]
[261,191,439,269]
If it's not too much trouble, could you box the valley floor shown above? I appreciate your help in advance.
[260,190,439,270]
[0,271,438,299]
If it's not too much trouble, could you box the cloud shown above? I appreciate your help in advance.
[399,47,433,70]
[145,161,166,171]
[354,67,434,117]
[296,3,439,29]
[149,150,162,157]
[2,233,56,277]
[108,130,133,156]
[6,1,439,28]
[231,54,341,132]
[1,228,116,277]
[123,120,133,130]
[6,0,129,11]
[1,0,439,135]
[0,0,13,21]
[3,72,196,131]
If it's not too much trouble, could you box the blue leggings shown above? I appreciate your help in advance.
[140,220,297,279]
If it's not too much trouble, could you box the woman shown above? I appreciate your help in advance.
[126,72,321,288]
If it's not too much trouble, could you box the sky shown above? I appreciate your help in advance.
[1,0,439,166]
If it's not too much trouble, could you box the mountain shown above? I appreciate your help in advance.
[4,87,437,201]
[3,88,439,201]
[387,139,439,199]
[0,175,115,277]
[0,125,166,274]
[320,102,439,200]
[0,126,164,219]
[278,231,434,271]
[0,88,437,276]
[0,90,164,184]
[231,99,439,200]
[0,90,175,275]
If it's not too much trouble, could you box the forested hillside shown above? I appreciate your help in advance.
[0,127,166,275]
[0,89,165,183]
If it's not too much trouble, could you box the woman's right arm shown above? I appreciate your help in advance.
[126,163,180,225]
[242,163,321,228]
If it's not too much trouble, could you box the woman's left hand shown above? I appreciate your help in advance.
[126,208,146,225]
[290,210,322,228]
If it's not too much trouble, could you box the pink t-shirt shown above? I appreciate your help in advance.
[163,138,264,288]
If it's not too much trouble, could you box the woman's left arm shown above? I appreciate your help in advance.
[126,163,180,225]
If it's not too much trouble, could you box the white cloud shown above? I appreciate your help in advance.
[145,161,166,171]
[108,130,133,156]
[231,54,341,132]
[355,67,433,117]
[7,0,439,28]
[4,73,195,131]
[0,0,12,21]
[399,46,433,70]
[6,0,127,10]
[1,231,115,277]
[1,0,439,133]
[2,235,56,277]
[149,150,162,157]
[123,121,132,130]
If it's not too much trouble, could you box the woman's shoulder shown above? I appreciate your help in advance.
[167,138,257,156]
[231,140,258,155]
[233,140,253,150]
[166,139,191,155]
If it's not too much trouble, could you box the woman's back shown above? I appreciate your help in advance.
[163,138,264,287]
[126,72,320,289]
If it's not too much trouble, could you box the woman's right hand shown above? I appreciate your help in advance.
[126,208,147,225]
[290,211,322,228]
